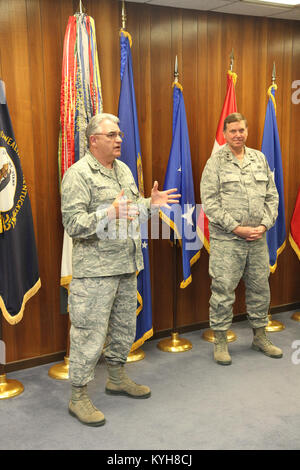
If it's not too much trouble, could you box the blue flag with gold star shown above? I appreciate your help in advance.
[118,30,153,351]
[160,82,200,288]
[261,84,286,272]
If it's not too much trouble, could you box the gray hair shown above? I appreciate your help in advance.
[223,112,248,131]
[85,113,120,142]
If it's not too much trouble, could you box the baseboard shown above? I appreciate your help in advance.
[151,301,300,341]
[3,302,300,373]
[5,351,66,373]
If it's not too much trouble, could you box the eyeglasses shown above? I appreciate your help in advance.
[93,131,124,140]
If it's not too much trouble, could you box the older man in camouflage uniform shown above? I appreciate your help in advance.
[61,113,180,426]
[200,112,283,366]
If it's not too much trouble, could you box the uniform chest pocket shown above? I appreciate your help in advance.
[90,186,119,212]
[253,172,268,196]
[97,186,119,201]
[124,183,140,200]
[220,173,240,194]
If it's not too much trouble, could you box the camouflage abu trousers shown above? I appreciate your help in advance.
[68,273,137,386]
[209,237,270,331]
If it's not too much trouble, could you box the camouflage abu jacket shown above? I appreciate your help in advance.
[61,150,152,277]
[200,144,279,241]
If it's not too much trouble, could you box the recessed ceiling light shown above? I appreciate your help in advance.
[243,0,300,6]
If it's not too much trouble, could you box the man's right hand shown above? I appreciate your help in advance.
[233,225,265,241]
[107,189,139,221]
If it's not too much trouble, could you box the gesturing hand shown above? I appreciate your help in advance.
[107,189,139,221]
[150,181,181,208]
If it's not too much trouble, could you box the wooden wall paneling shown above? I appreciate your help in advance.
[91,0,120,115]
[176,9,200,328]
[286,22,300,301]
[170,7,183,79]
[134,5,153,198]
[150,6,174,332]
[38,0,69,355]
[0,0,299,363]
[0,0,19,361]
[196,12,208,180]
[25,0,55,358]
[239,17,265,148]
[278,21,294,304]
[196,12,211,324]
[266,19,289,305]
[206,12,224,152]
[221,15,241,84]
[280,19,293,231]
[0,0,43,362]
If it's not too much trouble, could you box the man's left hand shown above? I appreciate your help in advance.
[245,225,266,241]
[150,181,181,208]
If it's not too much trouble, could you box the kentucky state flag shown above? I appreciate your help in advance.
[0,80,40,325]
[118,29,153,350]
[261,84,286,272]
[160,81,201,288]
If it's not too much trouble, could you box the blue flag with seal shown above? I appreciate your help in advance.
[0,80,41,325]
[160,81,201,288]
[261,83,286,272]
[118,29,153,351]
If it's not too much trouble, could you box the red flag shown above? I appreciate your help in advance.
[197,70,237,252]
[289,186,300,261]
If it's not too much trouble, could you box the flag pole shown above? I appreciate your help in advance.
[0,73,24,399]
[265,62,285,333]
[48,317,71,380]
[121,0,126,30]
[230,48,234,72]
[157,56,192,353]
[0,320,24,399]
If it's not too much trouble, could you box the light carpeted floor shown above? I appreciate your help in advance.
[0,310,299,451]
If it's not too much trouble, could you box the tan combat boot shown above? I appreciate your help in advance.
[252,327,283,358]
[105,363,151,398]
[214,331,232,365]
[68,385,105,426]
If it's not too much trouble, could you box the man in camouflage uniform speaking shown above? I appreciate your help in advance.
[200,112,283,366]
[61,113,180,426]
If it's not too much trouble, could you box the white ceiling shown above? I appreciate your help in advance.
[124,0,300,20]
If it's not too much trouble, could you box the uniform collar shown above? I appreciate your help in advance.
[86,150,119,177]
[223,144,255,168]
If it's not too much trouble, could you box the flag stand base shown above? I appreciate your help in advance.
[291,312,300,322]
[202,329,237,343]
[265,315,285,332]
[157,332,192,353]
[127,349,145,362]
[48,356,70,380]
[0,374,24,400]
